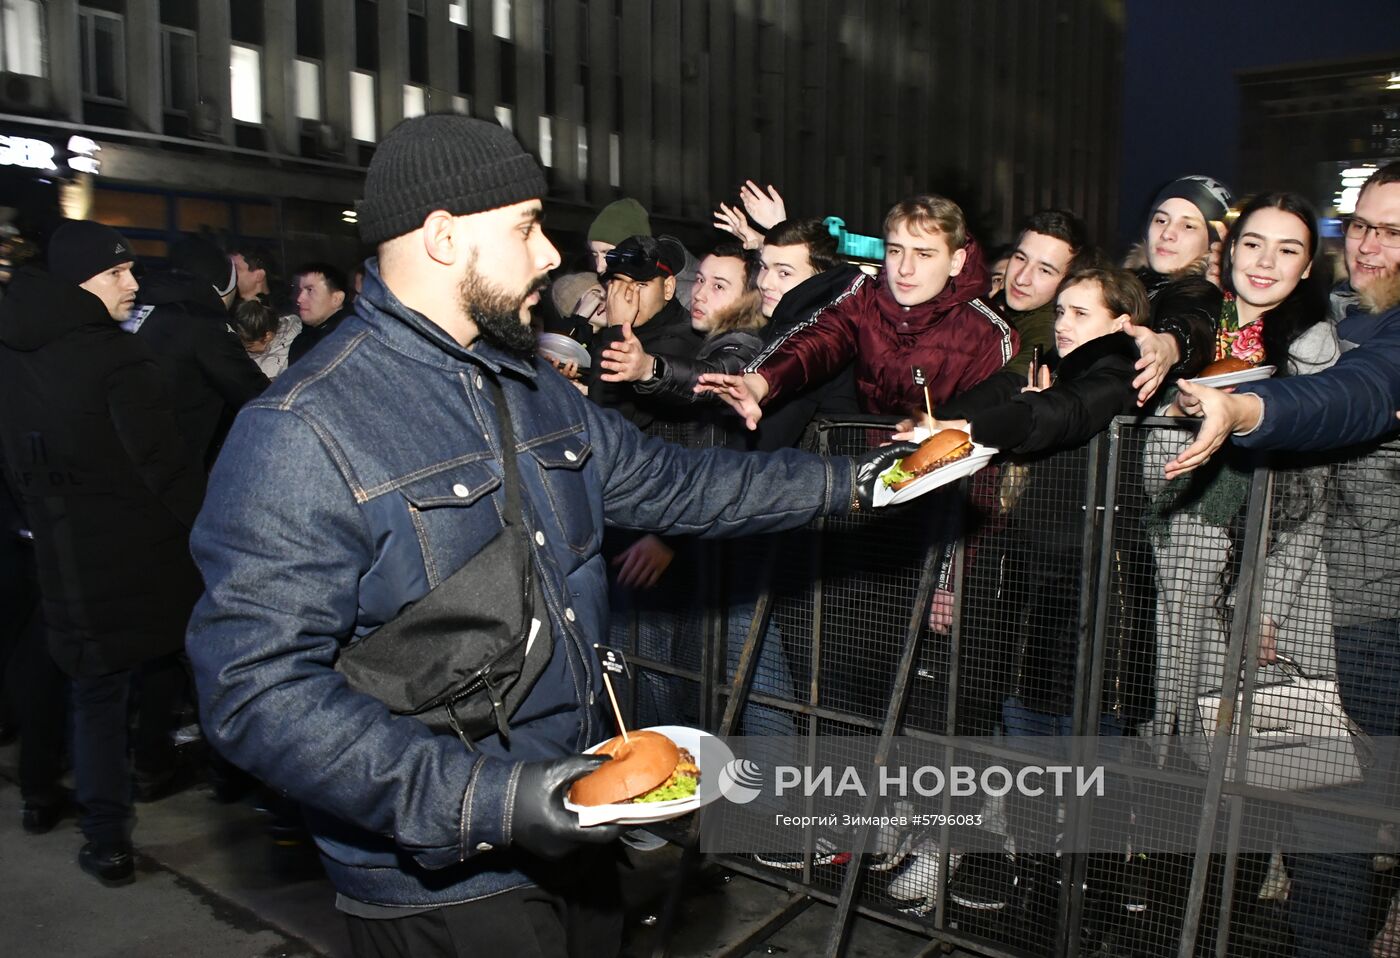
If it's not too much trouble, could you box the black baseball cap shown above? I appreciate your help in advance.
[602,234,686,283]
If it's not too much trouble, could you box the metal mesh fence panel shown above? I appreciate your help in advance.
[629,413,1400,958]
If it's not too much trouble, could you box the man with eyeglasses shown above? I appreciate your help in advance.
[1165,161,1400,958]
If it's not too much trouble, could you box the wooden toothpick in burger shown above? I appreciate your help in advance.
[594,644,631,743]
[913,365,934,426]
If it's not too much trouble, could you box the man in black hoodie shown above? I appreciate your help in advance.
[130,238,269,469]
[0,221,206,887]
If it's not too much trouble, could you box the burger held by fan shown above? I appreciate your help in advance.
[894,265,1155,459]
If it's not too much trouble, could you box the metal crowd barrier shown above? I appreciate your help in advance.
[602,415,1400,958]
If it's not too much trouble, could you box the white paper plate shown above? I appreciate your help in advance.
[565,725,734,827]
[538,332,592,369]
[872,430,998,508]
[1186,364,1275,388]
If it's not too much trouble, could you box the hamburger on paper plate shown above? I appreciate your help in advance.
[568,730,702,806]
[1197,356,1253,378]
[880,428,975,492]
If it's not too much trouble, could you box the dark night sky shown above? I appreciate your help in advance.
[1118,0,1400,248]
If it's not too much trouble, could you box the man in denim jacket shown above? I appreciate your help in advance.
[186,116,902,958]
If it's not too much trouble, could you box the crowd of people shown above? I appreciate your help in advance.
[0,109,1397,958]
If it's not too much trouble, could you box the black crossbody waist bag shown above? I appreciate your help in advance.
[335,374,553,747]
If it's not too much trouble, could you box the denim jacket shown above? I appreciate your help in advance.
[186,260,851,908]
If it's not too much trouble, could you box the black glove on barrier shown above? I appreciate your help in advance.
[851,441,921,511]
[511,754,621,859]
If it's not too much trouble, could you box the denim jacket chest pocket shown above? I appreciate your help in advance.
[396,459,503,589]
[522,431,598,558]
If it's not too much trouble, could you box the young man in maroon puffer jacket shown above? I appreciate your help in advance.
[699,194,1016,425]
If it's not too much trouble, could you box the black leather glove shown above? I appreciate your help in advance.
[511,754,621,859]
[851,441,921,511]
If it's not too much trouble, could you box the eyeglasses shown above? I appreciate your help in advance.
[1343,216,1400,249]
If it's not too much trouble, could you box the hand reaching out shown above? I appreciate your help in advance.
[611,534,674,590]
[1122,321,1180,407]
[695,372,769,430]
[891,413,968,442]
[738,180,788,230]
[712,202,764,250]
[1162,379,1263,479]
[599,323,653,383]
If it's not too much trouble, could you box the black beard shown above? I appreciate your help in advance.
[458,260,545,356]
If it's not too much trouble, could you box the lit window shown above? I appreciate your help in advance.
[229,44,262,124]
[608,132,620,189]
[495,104,513,132]
[537,115,552,167]
[448,1,468,27]
[295,59,321,121]
[403,84,425,119]
[350,70,376,141]
[492,0,512,40]
[2,0,44,77]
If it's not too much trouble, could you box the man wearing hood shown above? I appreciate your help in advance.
[701,194,1016,425]
[130,237,269,469]
[0,221,206,887]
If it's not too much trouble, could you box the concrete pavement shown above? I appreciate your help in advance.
[0,741,930,957]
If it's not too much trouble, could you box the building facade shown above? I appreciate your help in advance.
[1,0,1124,276]
[1238,55,1400,219]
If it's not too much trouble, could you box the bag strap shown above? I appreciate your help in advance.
[481,372,536,742]
[483,373,522,525]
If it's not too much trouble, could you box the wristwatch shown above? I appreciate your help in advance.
[649,355,665,382]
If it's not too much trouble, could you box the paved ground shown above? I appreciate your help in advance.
[0,741,934,957]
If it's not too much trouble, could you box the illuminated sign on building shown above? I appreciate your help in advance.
[0,133,102,176]
[1335,165,1380,215]
[0,134,57,171]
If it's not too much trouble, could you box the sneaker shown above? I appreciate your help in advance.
[869,817,918,872]
[754,835,850,870]
[888,840,961,915]
[171,722,203,747]
[1376,824,1398,874]
[948,853,1018,911]
[1119,853,1149,914]
[1259,848,1291,901]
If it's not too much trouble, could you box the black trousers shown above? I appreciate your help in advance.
[344,849,623,958]
[0,539,67,804]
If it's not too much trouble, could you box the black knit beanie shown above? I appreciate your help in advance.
[47,220,133,285]
[357,115,548,245]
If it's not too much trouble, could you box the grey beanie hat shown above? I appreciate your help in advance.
[357,115,547,245]
[1149,175,1235,239]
